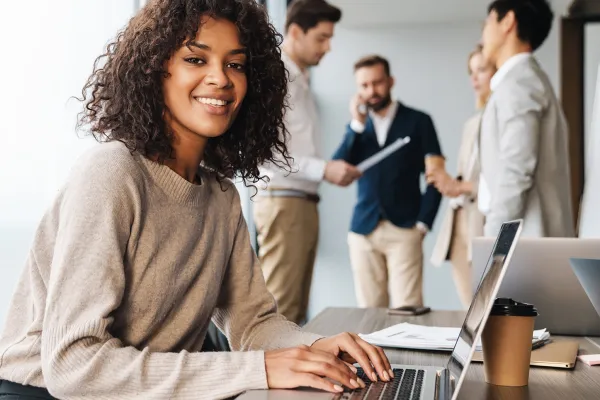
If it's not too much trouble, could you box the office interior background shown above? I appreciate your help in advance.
[0,0,599,329]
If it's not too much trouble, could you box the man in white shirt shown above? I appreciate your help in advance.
[476,0,574,237]
[254,0,360,325]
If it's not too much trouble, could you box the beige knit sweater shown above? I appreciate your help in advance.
[0,142,322,399]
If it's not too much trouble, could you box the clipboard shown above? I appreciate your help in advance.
[471,340,579,369]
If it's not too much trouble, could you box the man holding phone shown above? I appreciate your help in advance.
[332,55,443,309]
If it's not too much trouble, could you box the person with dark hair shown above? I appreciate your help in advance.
[0,1,392,398]
[254,0,358,325]
[474,0,574,237]
[332,54,443,309]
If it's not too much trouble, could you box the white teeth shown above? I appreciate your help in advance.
[195,97,228,106]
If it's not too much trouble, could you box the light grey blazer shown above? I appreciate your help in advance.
[479,56,575,238]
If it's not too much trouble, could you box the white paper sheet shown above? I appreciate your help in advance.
[358,322,550,352]
[356,136,411,173]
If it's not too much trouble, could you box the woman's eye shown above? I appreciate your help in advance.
[228,63,246,71]
[185,57,205,65]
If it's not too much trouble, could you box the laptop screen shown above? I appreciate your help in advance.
[446,220,522,400]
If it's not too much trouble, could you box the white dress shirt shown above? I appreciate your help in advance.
[258,51,325,195]
[478,52,532,215]
[349,100,398,146]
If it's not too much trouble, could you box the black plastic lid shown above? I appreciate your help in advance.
[490,298,538,317]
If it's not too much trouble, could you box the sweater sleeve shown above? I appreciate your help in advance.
[40,153,271,400]
[212,192,323,351]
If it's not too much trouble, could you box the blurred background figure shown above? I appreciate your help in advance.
[477,0,573,238]
[332,55,443,309]
[430,45,495,309]
[254,0,359,325]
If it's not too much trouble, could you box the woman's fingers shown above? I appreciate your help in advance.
[296,359,361,390]
[373,342,393,377]
[333,334,380,382]
[297,371,345,393]
[343,360,358,374]
[334,333,392,382]
[266,346,365,391]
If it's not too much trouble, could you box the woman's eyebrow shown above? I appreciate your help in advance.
[186,41,247,55]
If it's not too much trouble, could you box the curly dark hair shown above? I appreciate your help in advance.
[78,0,290,182]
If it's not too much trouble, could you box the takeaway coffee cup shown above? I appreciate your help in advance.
[481,298,538,387]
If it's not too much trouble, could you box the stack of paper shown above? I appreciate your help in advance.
[359,323,550,352]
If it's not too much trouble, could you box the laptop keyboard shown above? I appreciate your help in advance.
[348,367,425,400]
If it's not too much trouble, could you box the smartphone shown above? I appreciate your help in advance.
[387,306,431,316]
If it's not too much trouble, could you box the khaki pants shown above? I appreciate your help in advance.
[348,221,423,308]
[449,208,473,309]
[253,196,318,325]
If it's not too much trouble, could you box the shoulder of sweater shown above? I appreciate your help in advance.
[68,141,145,194]
[199,169,242,208]
[74,140,138,168]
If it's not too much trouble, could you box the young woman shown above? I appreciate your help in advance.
[0,1,391,398]
[430,45,496,308]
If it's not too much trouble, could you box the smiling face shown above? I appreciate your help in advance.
[162,17,248,141]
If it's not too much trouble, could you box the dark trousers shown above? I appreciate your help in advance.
[0,380,55,399]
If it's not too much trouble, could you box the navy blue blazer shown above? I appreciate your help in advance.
[332,102,443,235]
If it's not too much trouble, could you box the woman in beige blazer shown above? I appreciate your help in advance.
[430,45,495,308]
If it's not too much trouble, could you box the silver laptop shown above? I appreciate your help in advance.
[569,258,600,318]
[239,220,523,400]
[472,238,600,336]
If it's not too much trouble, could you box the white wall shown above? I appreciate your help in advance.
[578,24,600,237]
[0,0,135,329]
[585,25,600,148]
[306,18,600,317]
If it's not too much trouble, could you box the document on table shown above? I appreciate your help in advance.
[356,136,411,172]
[358,323,550,352]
